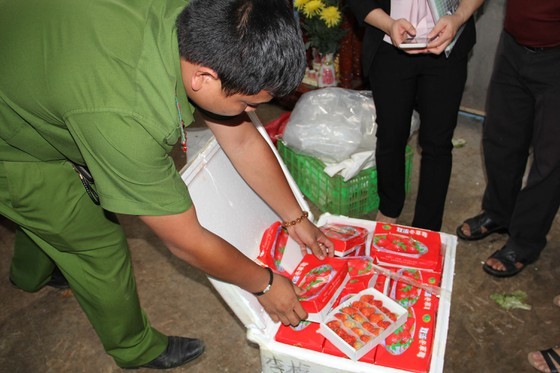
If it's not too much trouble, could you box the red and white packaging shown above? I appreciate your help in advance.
[290,255,350,322]
[375,270,441,373]
[387,268,442,309]
[257,221,291,276]
[257,221,306,277]
[318,288,407,361]
[339,256,389,298]
[371,223,443,272]
[322,339,377,363]
[274,321,325,352]
[346,256,375,277]
[319,223,369,257]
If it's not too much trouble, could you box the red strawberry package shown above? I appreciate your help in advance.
[257,221,305,277]
[257,221,291,276]
[332,271,390,310]
[375,269,441,372]
[388,268,441,309]
[342,256,388,294]
[290,255,349,322]
[318,288,407,361]
[371,223,443,272]
[274,320,325,352]
[322,339,377,363]
[319,223,369,257]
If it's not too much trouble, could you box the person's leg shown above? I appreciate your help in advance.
[369,43,417,221]
[0,160,167,367]
[457,31,533,240]
[505,53,560,261]
[483,35,560,275]
[412,54,467,231]
[10,226,56,291]
[481,32,534,227]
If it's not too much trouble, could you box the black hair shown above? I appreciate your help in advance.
[176,0,306,97]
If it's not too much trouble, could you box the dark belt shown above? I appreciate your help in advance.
[522,44,560,53]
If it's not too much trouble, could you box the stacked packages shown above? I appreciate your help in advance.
[257,216,445,373]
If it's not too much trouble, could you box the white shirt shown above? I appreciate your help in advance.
[383,0,435,44]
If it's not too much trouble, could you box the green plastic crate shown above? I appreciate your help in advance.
[278,141,413,217]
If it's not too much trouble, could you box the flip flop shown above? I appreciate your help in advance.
[482,245,531,278]
[456,212,507,241]
[528,347,560,373]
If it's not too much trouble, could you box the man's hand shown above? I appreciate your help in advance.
[286,218,334,260]
[257,273,308,326]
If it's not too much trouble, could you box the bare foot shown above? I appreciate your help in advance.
[554,295,560,308]
[528,347,560,373]
[485,257,524,272]
[459,222,489,238]
[376,211,397,224]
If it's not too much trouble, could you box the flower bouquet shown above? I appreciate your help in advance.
[295,0,347,87]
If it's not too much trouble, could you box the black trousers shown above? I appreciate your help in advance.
[482,31,560,262]
[369,42,468,231]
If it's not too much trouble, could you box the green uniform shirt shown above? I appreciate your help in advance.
[0,0,194,215]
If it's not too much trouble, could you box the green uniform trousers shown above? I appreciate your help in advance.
[0,160,167,368]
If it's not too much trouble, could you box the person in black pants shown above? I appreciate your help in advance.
[348,0,483,232]
[456,1,560,277]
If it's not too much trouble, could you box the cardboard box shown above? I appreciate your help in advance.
[375,271,441,373]
[318,288,408,361]
[317,214,376,257]
[341,257,389,296]
[275,321,325,352]
[386,268,442,309]
[371,223,443,272]
[319,223,368,257]
[180,112,456,373]
[291,255,350,322]
[257,221,305,277]
[257,221,291,276]
[323,340,377,363]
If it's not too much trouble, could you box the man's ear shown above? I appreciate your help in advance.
[190,66,219,91]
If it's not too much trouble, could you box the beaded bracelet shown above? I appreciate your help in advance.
[252,267,274,296]
[281,211,309,228]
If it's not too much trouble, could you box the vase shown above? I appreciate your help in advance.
[317,52,337,88]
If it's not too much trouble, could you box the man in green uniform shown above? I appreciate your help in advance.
[0,0,334,369]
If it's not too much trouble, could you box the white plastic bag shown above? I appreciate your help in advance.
[282,88,377,163]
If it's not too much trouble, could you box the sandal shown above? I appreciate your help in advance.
[456,211,507,241]
[528,347,560,373]
[482,245,533,278]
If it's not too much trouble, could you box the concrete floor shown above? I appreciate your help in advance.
[1,103,558,373]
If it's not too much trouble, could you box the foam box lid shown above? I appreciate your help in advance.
[180,112,311,333]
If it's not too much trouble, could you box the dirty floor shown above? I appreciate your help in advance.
[0,103,558,373]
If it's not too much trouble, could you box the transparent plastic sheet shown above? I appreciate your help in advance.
[371,264,451,302]
[282,88,377,163]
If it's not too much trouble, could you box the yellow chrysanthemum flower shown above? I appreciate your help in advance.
[320,6,341,28]
[303,0,324,18]
[294,0,310,11]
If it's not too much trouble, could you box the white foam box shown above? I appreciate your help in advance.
[180,112,457,373]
